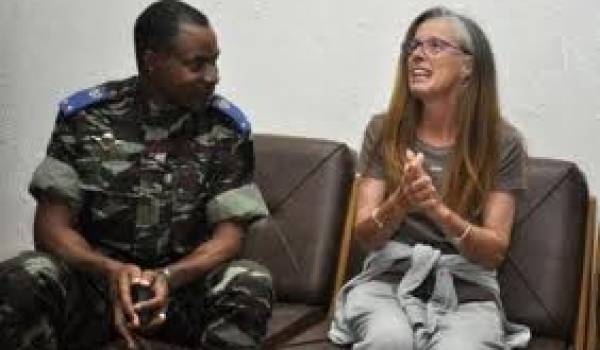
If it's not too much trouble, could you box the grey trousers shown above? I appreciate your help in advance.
[345,280,505,350]
[0,251,273,350]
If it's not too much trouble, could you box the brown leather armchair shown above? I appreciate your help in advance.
[278,157,598,350]
[101,134,356,350]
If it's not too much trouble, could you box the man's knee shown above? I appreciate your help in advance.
[0,251,71,319]
[7,251,61,272]
[202,259,273,347]
[203,319,262,350]
[0,251,65,292]
[0,252,67,349]
[209,259,273,300]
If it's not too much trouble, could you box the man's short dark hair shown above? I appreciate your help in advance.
[134,0,210,71]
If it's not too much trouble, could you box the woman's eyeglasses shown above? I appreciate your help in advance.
[403,36,471,56]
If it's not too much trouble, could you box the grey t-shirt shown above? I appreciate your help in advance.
[358,114,527,253]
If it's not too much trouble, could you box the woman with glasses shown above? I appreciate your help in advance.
[329,7,530,349]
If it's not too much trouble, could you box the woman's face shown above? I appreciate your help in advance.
[406,18,471,101]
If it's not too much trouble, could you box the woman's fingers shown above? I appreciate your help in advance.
[403,149,439,211]
[404,150,425,182]
[407,175,431,193]
[405,172,438,208]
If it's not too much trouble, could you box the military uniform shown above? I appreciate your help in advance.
[0,76,273,349]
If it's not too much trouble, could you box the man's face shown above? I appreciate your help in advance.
[147,23,220,111]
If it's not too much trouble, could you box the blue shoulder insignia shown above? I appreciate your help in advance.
[58,85,114,119]
[209,95,251,136]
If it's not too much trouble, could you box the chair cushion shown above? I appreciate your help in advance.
[526,336,568,350]
[99,338,190,350]
[265,303,326,347]
[282,318,333,348]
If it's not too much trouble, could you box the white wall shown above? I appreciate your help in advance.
[1,0,599,259]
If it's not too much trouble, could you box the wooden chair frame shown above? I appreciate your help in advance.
[575,196,598,350]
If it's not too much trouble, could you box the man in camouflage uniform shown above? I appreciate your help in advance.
[0,1,273,349]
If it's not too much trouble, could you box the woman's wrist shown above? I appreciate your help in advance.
[451,223,473,246]
[429,203,475,243]
[371,192,409,231]
[428,201,451,224]
[371,207,385,229]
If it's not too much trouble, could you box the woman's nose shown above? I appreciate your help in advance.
[409,47,426,62]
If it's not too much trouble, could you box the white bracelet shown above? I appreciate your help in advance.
[371,207,385,229]
[452,223,473,246]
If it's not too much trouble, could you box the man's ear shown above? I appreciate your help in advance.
[143,50,161,73]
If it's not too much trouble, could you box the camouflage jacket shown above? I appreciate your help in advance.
[30,76,268,267]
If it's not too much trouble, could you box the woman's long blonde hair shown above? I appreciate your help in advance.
[383,7,502,220]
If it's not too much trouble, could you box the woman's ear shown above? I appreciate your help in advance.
[461,55,474,81]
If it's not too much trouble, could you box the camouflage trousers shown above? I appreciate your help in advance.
[0,251,273,350]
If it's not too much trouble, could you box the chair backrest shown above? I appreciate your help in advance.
[499,158,589,341]
[242,134,356,305]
